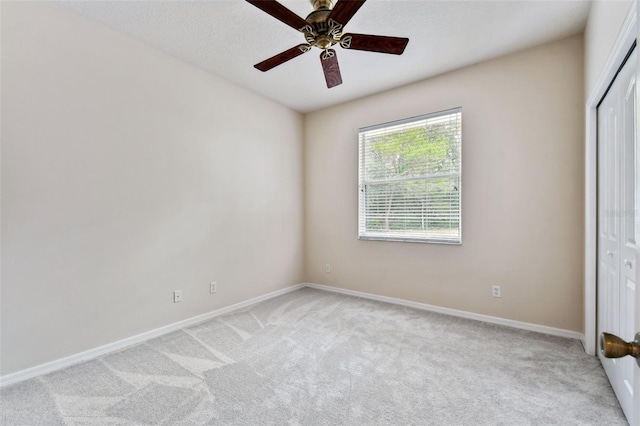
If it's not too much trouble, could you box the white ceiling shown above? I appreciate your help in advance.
[55,0,591,113]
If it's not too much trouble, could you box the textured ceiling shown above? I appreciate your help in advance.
[55,0,591,113]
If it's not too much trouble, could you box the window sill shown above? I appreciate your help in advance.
[358,235,462,245]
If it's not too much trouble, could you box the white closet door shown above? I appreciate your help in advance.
[597,47,638,425]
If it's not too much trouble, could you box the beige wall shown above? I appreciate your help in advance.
[0,1,591,377]
[0,3,304,375]
[584,0,634,96]
[304,36,585,332]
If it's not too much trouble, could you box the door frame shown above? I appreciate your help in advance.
[585,1,637,356]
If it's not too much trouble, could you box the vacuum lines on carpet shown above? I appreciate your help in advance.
[0,287,627,425]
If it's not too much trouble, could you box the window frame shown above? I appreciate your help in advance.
[357,107,463,245]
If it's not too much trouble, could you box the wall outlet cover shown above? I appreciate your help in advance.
[491,285,502,298]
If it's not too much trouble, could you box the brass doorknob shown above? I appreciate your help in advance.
[600,332,640,366]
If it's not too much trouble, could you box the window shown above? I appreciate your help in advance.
[358,108,462,244]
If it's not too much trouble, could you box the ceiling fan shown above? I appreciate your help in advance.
[246,0,409,88]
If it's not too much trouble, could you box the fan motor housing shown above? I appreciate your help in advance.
[304,0,341,50]
[305,9,331,27]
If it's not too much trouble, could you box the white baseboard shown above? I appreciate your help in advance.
[305,283,584,341]
[0,283,305,387]
[1,281,584,387]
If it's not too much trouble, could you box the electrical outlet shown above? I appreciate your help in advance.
[325,264,331,273]
[173,290,182,303]
[210,282,217,294]
[492,285,502,298]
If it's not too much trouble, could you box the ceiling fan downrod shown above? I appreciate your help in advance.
[310,0,333,10]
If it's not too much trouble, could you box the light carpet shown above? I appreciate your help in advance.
[0,287,628,425]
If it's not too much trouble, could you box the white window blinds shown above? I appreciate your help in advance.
[358,108,462,244]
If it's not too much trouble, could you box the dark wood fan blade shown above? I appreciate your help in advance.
[254,44,311,72]
[320,49,342,88]
[246,0,310,32]
[328,0,366,26]
[340,33,409,55]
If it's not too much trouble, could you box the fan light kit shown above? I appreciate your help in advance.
[246,0,409,88]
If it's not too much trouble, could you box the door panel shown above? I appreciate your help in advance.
[620,72,637,417]
[597,46,637,425]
